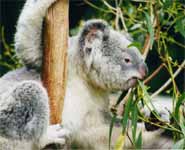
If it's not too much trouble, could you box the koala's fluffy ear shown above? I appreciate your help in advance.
[79,19,110,54]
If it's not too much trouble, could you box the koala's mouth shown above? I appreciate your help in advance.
[127,77,138,88]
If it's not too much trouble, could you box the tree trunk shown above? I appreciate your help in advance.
[42,0,69,124]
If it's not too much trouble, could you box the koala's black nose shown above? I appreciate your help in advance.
[138,62,148,79]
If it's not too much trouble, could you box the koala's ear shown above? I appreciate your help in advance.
[79,19,110,53]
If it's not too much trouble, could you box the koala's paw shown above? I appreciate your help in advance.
[33,0,57,8]
[142,106,171,131]
[27,0,56,5]
[41,124,71,150]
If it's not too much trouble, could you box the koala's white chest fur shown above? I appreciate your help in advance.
[63,67,109,131]
[60,42,112,148]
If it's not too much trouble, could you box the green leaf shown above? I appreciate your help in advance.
[162,0,173,9]
[122,94,133,133]
[131,103,138,143]
[109,114,116,150]
[138,80,156,112]
[173,138,185,149]
[174,18,185,38]
[128,42,142,51]
[135,131,142,149]
[114,134,125,150]
[180,123,185,137]
[175,93,185,121]
[144,11,154,49]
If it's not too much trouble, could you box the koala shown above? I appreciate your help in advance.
[0,0,67,149]
[0,0,173,149]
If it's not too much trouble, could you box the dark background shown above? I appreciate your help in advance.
[0,0,90,43]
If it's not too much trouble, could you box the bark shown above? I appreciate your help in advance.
[42,0,69,124]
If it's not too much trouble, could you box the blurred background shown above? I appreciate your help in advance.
[0,0,184,94]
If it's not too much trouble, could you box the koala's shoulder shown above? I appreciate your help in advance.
[1,67,40,82]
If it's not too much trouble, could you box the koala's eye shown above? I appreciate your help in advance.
[124,58,131,63]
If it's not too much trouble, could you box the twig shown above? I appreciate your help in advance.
[1,27,10,51]
[122,88,132,104]
[151,60,185,98]
[118,8,128,32]
[115,8,120,31]
[130,0,154,3]
[142,34,150,60]
[154,6,160,41]
[168,38,185,49]
[0,62,15,70]
[101,0,117,11]
[115,0,119,7]
[174,81,180,95]
[138,116,182,134]
[126,129,134,146]
[166,55,178,98]
[84,0,114,14]
[119,0,123,6]
[116,89,132,116]
[144,63,165,84]
[142,7,157,60]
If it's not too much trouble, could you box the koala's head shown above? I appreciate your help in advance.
[78,19,148,91]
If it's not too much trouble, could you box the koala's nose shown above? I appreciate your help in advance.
[138,62,148,79]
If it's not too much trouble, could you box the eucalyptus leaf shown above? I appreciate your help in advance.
[114,134,125,150]
[128,42,142,51]
[162,0,173,9]
[144,11,154,49]
[138,80,156,112]
[109,114,117,150]
[174,18,185,38]
[179,120,185,137]
[135,131,142,149]
[131,103,138,143]
[175,93,185,121]
[122,94,133,133]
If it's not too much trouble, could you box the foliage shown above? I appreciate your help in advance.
[83,0,185,149]
[0,26,22,76]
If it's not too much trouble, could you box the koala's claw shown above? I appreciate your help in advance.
[41,124,70,149]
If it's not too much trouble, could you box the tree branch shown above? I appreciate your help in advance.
[42,0,69,124]
[144,63,165,84]
[151,60,185,98]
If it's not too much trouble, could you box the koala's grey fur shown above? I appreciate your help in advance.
[0,0,173,149]
[0,80,49,150]
[0,0,66,149]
